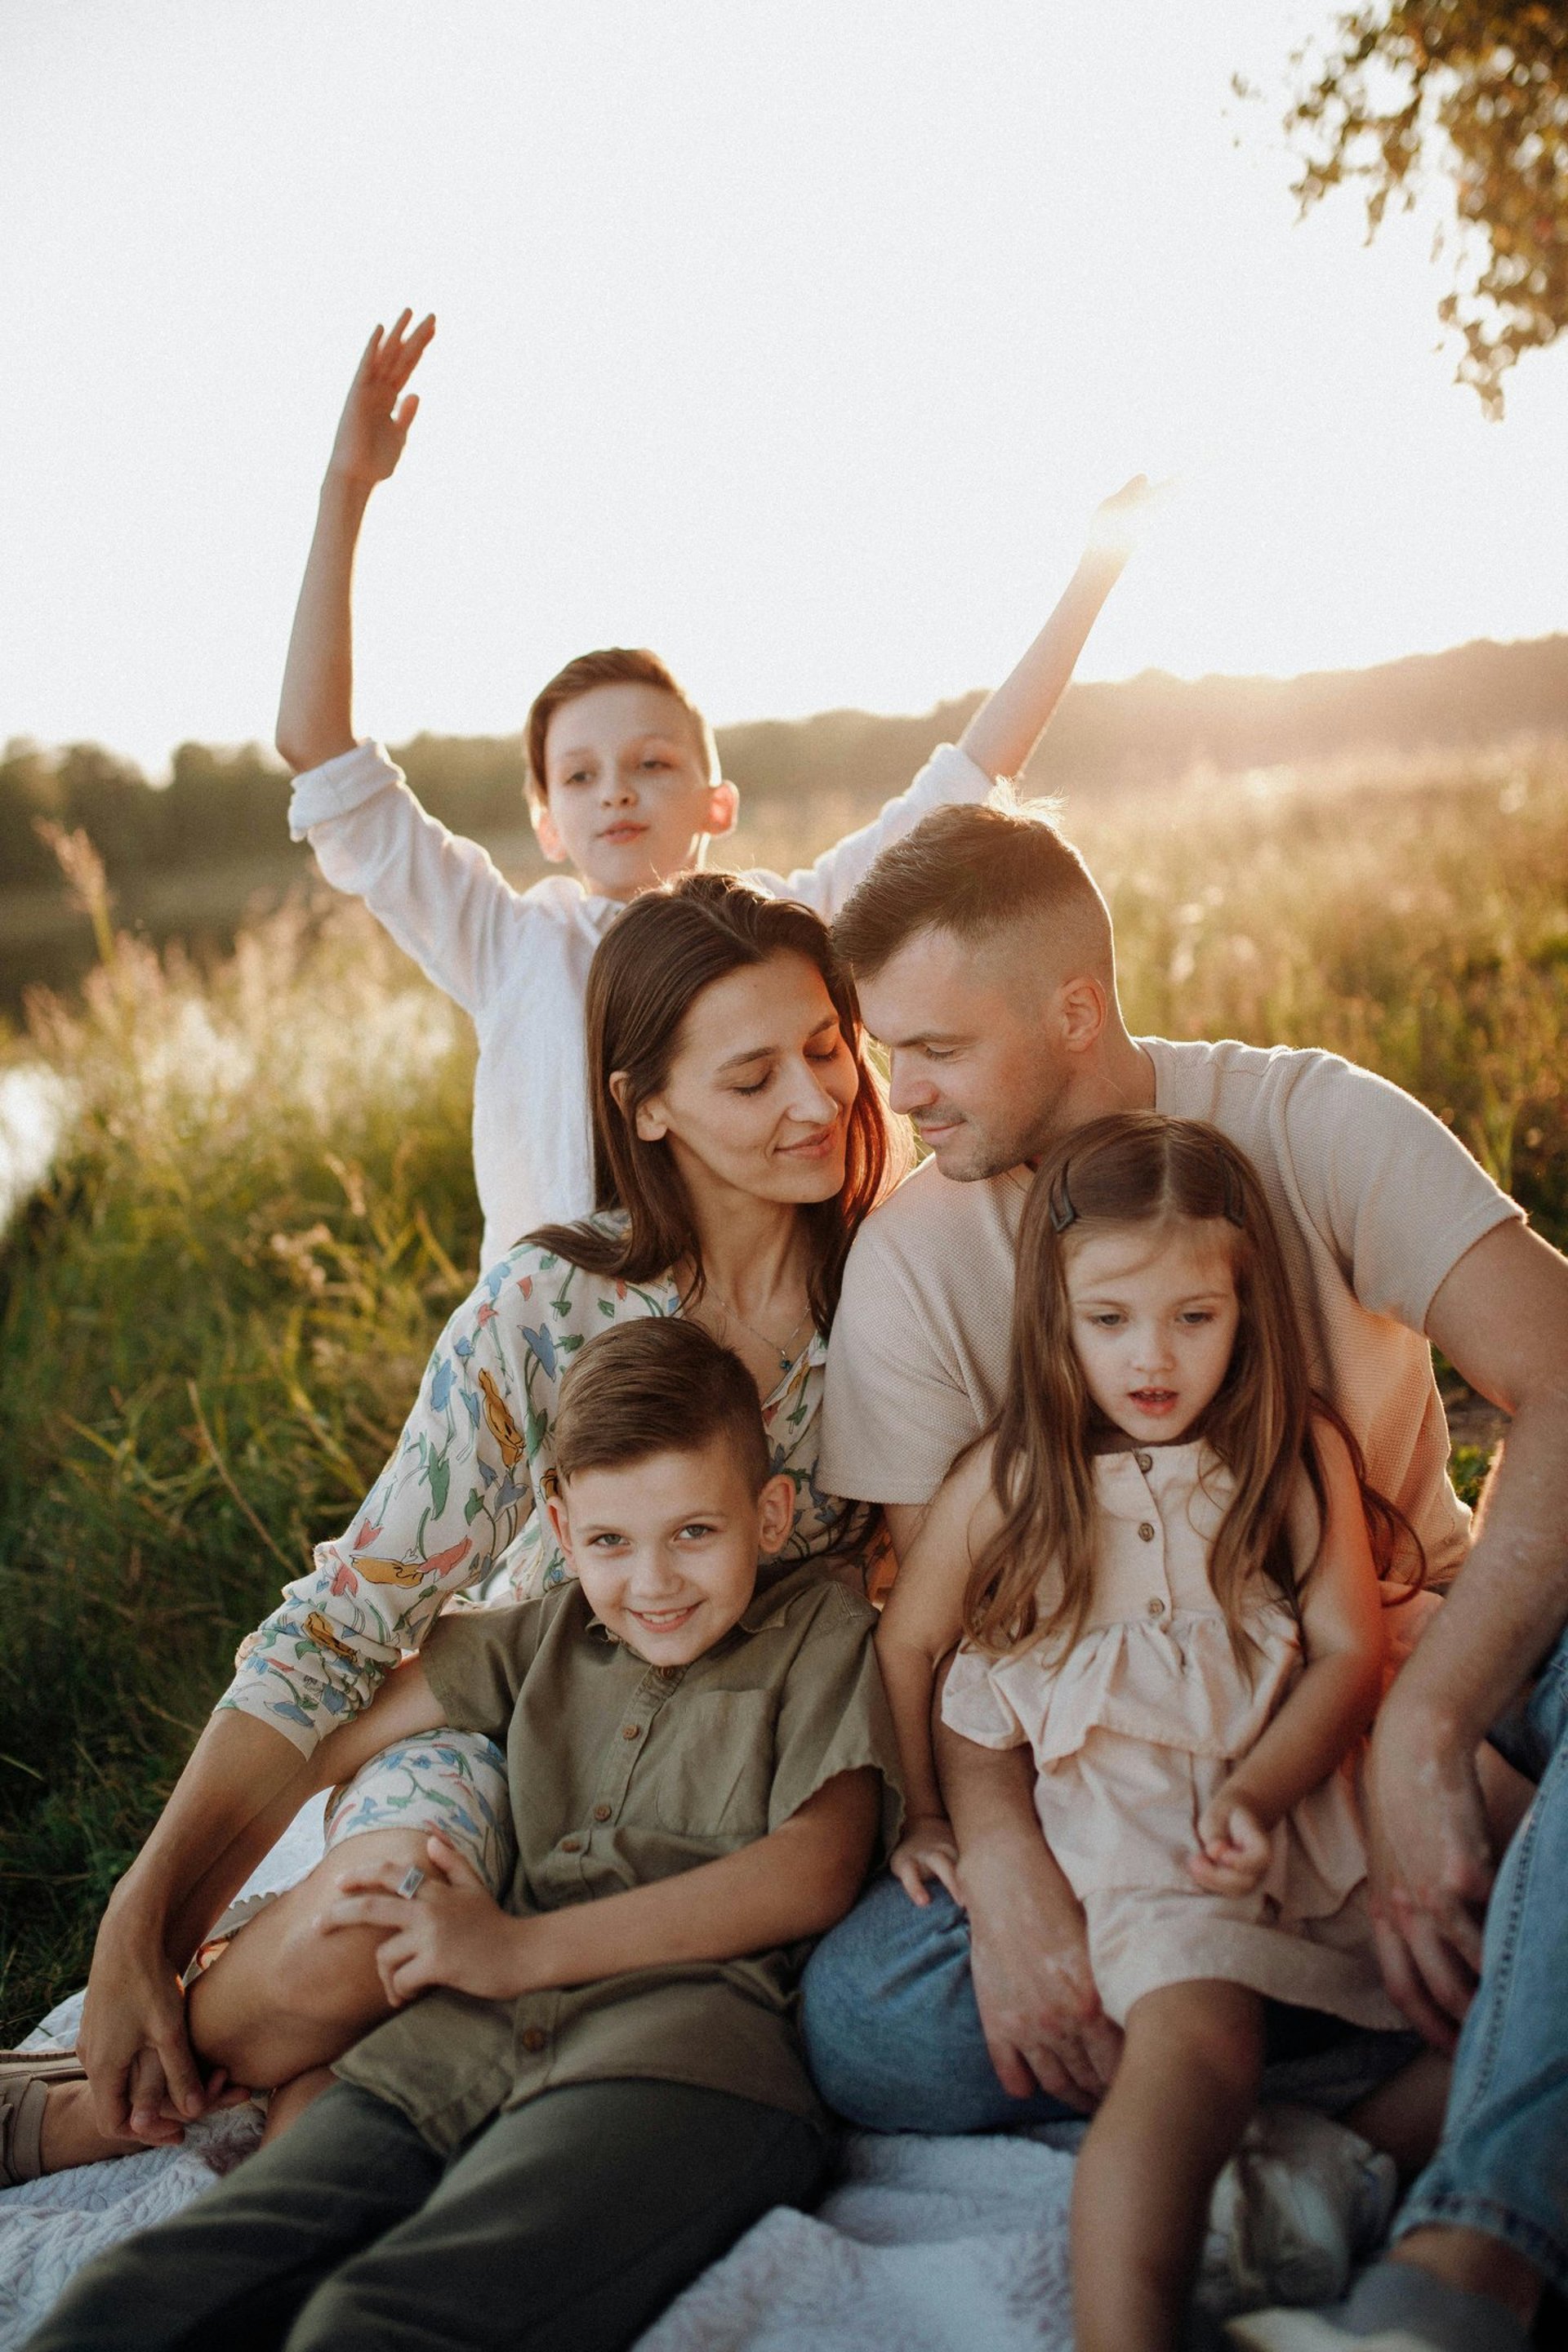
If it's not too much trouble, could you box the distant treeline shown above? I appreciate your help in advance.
[5,633,1567,891]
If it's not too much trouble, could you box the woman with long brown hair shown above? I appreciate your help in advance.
[24,871,901,2179]
[872,1111,1437,2352]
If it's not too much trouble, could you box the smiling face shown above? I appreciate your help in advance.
[1064,1217,1241,1446]
[628,949,860,1210]
[549,1438,795,1664]
[856,924,1104,1182]
[533,681,737,901]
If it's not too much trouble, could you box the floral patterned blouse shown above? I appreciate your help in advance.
[219,1217,870,1756]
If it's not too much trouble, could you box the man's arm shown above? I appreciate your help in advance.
[276,313,434,773]
[937,1668,1122,2111]
[1367,1219,1568,2042]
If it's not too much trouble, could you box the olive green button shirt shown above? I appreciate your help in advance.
[335,1561,903,2154]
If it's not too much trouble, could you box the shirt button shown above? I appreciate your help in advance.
[520,2026,547,2054]
[621,1722,642,1740]
[1135,1452,1153,1472]
[559,1836,582,1853]
[1147,1597,1166,1618]
[1138,1521,1156,1543]
[592,1803,612,1823]
[658,1665,682,1682]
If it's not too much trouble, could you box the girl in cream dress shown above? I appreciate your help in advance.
[876,1112,1436,2352]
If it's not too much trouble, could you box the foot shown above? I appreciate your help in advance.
[1224,2254,1536,2352]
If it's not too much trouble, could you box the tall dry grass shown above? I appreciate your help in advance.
[2,747,1566,2037]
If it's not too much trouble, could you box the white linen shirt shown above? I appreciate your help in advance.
[290,739,991,1269]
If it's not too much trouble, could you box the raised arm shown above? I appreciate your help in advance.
[956,474,1160,785]
[276,312,435,773]
[1368,1218,1568,2042]
[775,476,1157,922]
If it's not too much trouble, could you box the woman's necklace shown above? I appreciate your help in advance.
[705,1284,817,1375]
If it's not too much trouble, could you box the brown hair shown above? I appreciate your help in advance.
[530,871,900,1331]
[964,1112,1423,1663]
[524,648,715,807]
[554,1320,770,1493]
[831,791,1112,982]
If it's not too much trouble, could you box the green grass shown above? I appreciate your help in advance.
[2,749,1566,2040]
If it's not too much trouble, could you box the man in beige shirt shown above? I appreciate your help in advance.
[801,796,1568,2352]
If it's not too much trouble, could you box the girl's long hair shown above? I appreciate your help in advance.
[964,1112,1422,1662]
[529,871,902,1330]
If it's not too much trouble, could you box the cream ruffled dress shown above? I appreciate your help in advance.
[942,1441,1413,2031]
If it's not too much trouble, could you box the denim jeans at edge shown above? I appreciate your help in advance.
[800,1868,1420,2139]
[1392,1623,1568,2296]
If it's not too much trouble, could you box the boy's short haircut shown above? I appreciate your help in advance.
[523,648,718,806]
[554,1320,771,1493]
[831,790,1110,981]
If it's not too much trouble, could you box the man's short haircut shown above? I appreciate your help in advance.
[831,791,1111,982]
[554,1319,771,1494]
[523,648,716,806]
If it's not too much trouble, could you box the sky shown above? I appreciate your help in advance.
[3,0,1566,779]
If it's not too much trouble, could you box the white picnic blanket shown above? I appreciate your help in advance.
[0,1798,1395,2352]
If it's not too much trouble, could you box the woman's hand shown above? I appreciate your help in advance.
[889,1813,962,1907]
[320,1833,520,2007]
[326,311,435,490]
[1190,1793,1272,1896]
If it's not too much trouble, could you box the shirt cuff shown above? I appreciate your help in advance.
[287,740,404,841]
[908,740,992,804]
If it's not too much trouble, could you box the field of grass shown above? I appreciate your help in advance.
[2,747,1566,2040]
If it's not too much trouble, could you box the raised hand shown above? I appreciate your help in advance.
[1189,1793,1273,1897]
[1085,472,1175,558]
[326,310,436,489]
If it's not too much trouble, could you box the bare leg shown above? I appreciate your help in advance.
[259,2065,338,2145]
[1343,2047,1450,2179]
[185,1826,425,2091]
[1071,1980,1264,2352]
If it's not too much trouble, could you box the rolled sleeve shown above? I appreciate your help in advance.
[287,741,403,839]
[1283,1054,1525,1332]
[754,743,992,924]
[768,1589,905,1860]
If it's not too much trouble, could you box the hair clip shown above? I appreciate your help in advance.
[1219,1157,1245,1227]
[1048,1167,1077,1232]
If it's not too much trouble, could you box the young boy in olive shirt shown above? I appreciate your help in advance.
[28,1322,901,2352]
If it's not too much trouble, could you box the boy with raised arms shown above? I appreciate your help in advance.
[276,310,1156,1265]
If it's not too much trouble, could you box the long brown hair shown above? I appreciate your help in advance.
[531,871,900,1330]
[964,1112,1422,1662]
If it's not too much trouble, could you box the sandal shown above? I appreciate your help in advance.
[0,2047,88,2188]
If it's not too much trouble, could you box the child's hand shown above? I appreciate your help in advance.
[327,311,436,490]
[322,1833,516,2007]
[889,1814,963,1908]
[1085,473,1174,558]
[1189,1795,1273,1896]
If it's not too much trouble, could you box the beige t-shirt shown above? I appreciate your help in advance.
[820,1036,1522,1579]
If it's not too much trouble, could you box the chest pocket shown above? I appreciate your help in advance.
[647,1690,777,1838]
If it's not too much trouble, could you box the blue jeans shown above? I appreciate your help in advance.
[800,1869,1419,2137]
[1393,1625,1568,2296]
